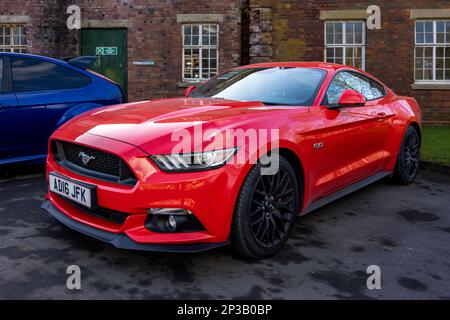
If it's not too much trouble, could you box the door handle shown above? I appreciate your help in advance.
[371,111,387,118]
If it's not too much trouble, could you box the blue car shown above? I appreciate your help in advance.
[0,52,124,166]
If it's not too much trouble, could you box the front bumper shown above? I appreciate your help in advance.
[44,130,250,251]
[41,200,228,253]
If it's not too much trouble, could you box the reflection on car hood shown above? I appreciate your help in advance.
[58,98,308,154]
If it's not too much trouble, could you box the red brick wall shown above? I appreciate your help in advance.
[1,0,245,102]
[249,0,450,125]
[0,0,79,58]
[79,0,245,101]
[2,0,450,125]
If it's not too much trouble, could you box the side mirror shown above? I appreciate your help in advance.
[183,85,197,97]
[335,89,366,108]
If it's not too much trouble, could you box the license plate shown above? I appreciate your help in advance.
[49,173,96,209]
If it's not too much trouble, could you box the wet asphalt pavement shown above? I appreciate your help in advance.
[0,168,449,300]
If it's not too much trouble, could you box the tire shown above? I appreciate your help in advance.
[230,156,300,259]
[392,125,421,185]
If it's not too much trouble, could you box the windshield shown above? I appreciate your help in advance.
[189,67,326,106]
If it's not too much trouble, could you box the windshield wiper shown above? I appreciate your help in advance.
[260,101,286,106]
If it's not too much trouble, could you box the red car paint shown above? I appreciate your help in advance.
[43,62,421,250]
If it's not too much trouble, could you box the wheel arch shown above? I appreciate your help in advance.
[409,121,422,143]
[56,102,105,128]
[231,143,308,218]
[277,147,306,212]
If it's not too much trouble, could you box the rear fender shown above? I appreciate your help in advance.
[383,96,422,171]
[56,103,105,128]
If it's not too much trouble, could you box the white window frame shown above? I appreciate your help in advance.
[0,24,27,53]
[182,24,219,83]
[414,20,450,84]
[324,21,366,70]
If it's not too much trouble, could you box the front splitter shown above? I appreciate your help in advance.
[41,200,228,253]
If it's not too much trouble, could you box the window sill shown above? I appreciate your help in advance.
[0,15,30,23]
[411,83,450,90]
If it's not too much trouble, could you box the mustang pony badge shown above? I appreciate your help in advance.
[78,152,96,166]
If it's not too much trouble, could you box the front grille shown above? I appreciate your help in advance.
[62,142,120,177]
[52,141,137,185]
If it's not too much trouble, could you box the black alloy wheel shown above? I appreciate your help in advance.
[393,125,421,185]
[250,167,296,248]
[231,156,300,259]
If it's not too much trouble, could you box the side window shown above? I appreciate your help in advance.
[324,71,385,105]
[368,78,385,99]
[11,57,91,92]
[0,58,3,91]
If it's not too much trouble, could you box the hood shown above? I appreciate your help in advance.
[59,98,307,154]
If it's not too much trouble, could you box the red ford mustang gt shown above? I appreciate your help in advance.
[41,62,421,259]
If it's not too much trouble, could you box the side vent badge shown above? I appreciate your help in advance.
[313,142,324,149]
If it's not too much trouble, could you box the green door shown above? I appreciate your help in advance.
[81,29,128,98]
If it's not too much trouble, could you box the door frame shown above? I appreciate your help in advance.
[79,27,128,99]
[1,56,13,93]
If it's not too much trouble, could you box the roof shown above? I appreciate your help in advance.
[235,61,388,89]
[238,61,356,71]
[0,52,71,66]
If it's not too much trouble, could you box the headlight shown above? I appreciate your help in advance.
[151,148,238,172]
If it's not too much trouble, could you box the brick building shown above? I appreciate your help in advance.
[1,0,450,125]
